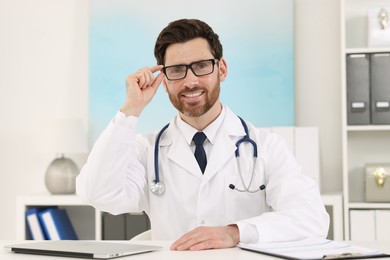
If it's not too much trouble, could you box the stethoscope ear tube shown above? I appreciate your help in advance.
[228,183,266,192]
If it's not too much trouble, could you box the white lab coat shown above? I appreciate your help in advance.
[76,106,329,243]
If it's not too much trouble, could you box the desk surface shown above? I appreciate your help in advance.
[2,240,390,260]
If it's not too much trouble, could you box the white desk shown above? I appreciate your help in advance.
[2,240,390,260]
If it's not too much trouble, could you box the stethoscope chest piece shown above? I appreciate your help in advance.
[150,180,165,195]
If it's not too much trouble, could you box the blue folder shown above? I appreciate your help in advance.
[25,208,47,240]
[38,208,78,240]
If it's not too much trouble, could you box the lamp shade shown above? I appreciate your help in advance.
[39,118,88,154]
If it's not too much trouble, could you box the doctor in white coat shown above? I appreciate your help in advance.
[76,18,329,251]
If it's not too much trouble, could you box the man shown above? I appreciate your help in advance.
[76,19,329,251]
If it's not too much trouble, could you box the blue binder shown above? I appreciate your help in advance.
[38,208,78,240]
[25,208,47,240]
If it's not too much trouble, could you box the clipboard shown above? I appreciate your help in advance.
[238,238,390,260]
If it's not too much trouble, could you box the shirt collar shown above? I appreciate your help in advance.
[176,105,226,145]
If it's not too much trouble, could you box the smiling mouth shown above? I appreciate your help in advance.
[182,91,203,98]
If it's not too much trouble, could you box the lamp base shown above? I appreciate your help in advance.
[45,157,79,194]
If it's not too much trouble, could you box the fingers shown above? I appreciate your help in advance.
[149,72,164,91]
[121,65,164,117]
[133,65,164,90]
[149,65,164,73]
[170,226,224,251]
[170,226,240,251]
[170,228,205,251]
[187,240,214,251]
[172,235,219,251]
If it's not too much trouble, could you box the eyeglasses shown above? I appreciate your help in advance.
[162,59,219,81]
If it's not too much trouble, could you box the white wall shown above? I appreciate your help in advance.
[0,0,89,239]
[0,0,342,239]
[294,0,342,193]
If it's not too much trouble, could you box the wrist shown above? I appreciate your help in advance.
[120,105,143,117]
[227,224,240,245]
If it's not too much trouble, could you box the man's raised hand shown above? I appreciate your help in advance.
[121,65,164,117]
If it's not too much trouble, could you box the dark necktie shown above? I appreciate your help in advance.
[193,132,207,173]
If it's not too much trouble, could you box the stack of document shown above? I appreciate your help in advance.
[239,238,388,260]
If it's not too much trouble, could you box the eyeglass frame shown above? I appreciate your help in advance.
[161,58,219,81]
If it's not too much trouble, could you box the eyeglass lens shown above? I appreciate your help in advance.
[164,59,217,80]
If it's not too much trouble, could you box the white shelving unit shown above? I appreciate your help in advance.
[17,193,151,241]
[341,0,390,240]
[17,193,343,241]
[16,194,102,240]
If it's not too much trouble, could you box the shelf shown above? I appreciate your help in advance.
[341,0,390,240]
[17,193,86,206]
[348,202,390,209]
[347,125,390,131]
[16,194,102,240]
[345,48,390,54]
[16,193,151,241]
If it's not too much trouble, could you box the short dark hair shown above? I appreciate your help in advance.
[154,19,223,65]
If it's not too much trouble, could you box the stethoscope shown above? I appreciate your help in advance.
[150,116,266,195]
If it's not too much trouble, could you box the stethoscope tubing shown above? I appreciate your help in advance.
[154,123,169,183]
[151,116,265,195]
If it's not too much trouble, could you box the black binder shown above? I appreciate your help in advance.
[346,54,370,125]
[370,53,390,125]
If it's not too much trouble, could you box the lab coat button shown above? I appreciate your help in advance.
[200,220,205,225]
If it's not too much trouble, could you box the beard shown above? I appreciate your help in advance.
[168,80,220,118]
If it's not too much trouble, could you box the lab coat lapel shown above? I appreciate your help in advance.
[203,109,245,181]
[160,123,202,179]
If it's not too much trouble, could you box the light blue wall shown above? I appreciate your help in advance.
[89,0,294,144]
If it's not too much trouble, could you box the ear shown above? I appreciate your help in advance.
[162,77,168,92]
[218,58,228,82]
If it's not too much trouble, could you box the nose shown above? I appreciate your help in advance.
[184,68,199,88]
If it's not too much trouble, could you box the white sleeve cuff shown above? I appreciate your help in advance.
[236,222,259,244]
[113,111,138,129]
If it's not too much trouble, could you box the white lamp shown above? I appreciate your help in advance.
[40,118,88,194]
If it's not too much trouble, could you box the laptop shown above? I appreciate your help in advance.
[5,240,162,259]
